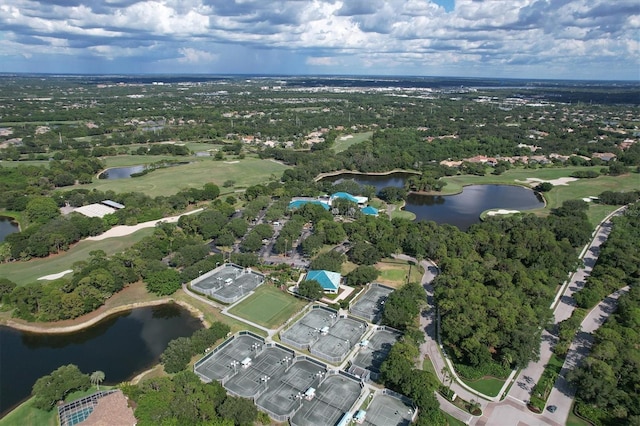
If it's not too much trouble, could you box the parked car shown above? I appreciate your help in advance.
[547,405,557,413]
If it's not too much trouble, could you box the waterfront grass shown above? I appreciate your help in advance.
[227,285,305,329]
[173,290,268,337]
[0,228,154,286]
[82,156,289,197]
[332,131,373,153]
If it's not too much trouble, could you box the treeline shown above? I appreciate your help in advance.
[568,286,640,425]
[376,262,450,426]
[429,201,591,374]
[1,183,220,261]
[574,201,640,310]
[0,158,105,209]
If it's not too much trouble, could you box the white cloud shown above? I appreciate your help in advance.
[306,56,338,66]
[0,0,637,79]
[177,47,217,63]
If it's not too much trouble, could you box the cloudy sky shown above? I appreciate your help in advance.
[0,0,638,80]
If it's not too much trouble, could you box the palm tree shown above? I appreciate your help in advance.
[441,366,454,395]
[91,371,105,390]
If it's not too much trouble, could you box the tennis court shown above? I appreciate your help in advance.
[224,345,294,398]
[190,263,264,304]
[310,317,368,363]
[280,306,338,349]
[255,358,327,419]
[194,333,265,382]
[290,373,363,426]
[362,391,416,426]
[350,283,393,323]
[228,286,303,328]
[350,327,401,380]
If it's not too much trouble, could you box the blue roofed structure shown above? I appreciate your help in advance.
[361,206,378,216]
[288,199,330,210]
[305,270,341,294]
[330,192,368,205]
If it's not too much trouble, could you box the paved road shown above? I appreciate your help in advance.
[545,286,629,423]
[508,211,621,406]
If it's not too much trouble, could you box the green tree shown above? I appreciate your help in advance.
[345,265,380,286]
[297,280,324,301]
[90,370,105,390]
[146,269,182,296]
[216,395,258,426]
[25,196,61,224]
[161,337,193,374]
[32,364,90,410]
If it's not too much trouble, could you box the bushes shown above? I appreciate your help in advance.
[454,362,510,381]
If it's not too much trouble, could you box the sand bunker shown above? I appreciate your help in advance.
[86,209,203,241]
[519,177,579,186]
[486,209,520,216]
[38,269,73,280]
[339,135,354,141]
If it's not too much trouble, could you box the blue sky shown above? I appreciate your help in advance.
[0,0,638,80]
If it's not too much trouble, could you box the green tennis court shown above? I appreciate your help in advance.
[228,286,306,329]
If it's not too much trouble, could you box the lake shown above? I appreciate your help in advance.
[320,172,544,230]
[98,165,146,179]
[404,184,544,230]
[0,216,19,243]
[0,304,202,417]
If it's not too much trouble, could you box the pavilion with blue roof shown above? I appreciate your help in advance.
[288,199,330,210]
[305,270,341,294]
[330,192,368,205]
[361,206,378,216]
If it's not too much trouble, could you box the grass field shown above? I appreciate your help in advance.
[464,377,505,397]
[566,403,592,426]
[227,285,306,329]
[375,258,424,288]
[81,156,289,197]
[332,132,373,153]
[0,228,154,286]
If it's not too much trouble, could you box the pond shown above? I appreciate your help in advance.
[0,304,202,417]
[320,172,544,230]
[0,216,19,243]
[98,165,146,180]
[404,184,544,231]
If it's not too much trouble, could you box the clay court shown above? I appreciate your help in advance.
[190,263,264,304]
[350,283,394,323]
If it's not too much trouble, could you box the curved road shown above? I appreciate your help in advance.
[399,206,627,425]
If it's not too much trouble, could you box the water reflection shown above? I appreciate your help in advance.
[0,304,201,417]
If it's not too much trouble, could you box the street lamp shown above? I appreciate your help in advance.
[230,360,239,374]
[261,375,270,389]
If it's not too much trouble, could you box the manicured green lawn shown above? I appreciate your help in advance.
[442,412,466,426]
[0,228,154,286]
[464,377,505,397]
[81,156,289,197]
[227,285,306,329]
[332,131,373,153]
[376,258,424,287]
